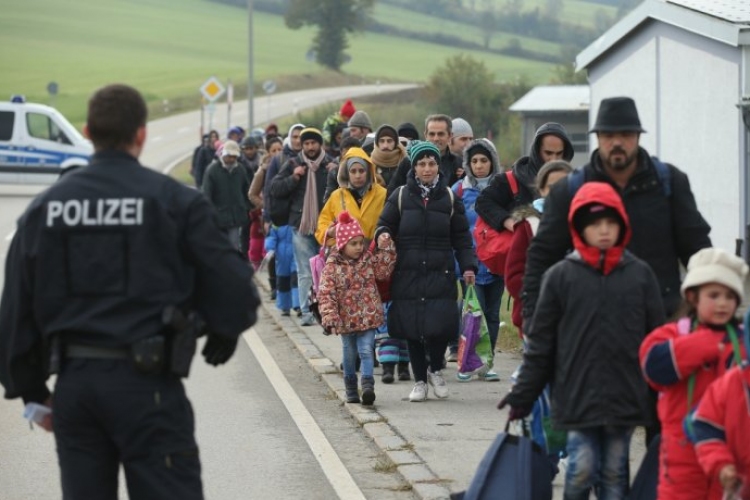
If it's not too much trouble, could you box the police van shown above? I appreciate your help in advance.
[0,96,92,182]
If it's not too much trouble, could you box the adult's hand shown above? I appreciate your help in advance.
[463,270,476,286]
[37,397,53,432]
[202,334,239,366]
[292,165,306,179]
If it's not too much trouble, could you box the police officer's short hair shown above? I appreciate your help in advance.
[86,84,148,151]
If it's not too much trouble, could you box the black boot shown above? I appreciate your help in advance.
[398,362,411,381]
[381,363,395,384]
[361,376,376,406]
[344,376,360,404]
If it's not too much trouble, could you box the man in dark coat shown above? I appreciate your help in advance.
[522,97,712,444]
[475,122,574,233]
[270,127,336,326]
[386,114,463,196]
[201,140,251,259]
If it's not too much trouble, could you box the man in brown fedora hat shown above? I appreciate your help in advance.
[518,96,711,443]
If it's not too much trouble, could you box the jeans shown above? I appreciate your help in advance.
[341,329,376,378]
[292,230,319,314]
[563,426,634,500]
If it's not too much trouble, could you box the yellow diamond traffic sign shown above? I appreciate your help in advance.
[200,76,226,102]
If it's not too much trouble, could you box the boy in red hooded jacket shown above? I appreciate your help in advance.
[499,181,665,499]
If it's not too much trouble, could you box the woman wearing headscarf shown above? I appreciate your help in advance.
[451,139,503,382]
[375,141,477,402]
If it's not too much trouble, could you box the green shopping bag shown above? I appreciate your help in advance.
[458,285,493,375]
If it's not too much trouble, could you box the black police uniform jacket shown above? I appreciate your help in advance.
[376,170,477,343]
[269,150,335,231]
[510,182,666,430]
[523,148,711,322]
[0,151,259,403]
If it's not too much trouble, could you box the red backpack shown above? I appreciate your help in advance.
[472,171,519,276]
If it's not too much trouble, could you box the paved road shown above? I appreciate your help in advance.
[0,84,419,500]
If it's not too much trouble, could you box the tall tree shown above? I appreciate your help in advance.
[285,0,374,71]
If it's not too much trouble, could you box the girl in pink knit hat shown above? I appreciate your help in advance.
[317,211,396,406]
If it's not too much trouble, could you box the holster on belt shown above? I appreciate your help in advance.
[46,334,62,376]
[162,306,205,377]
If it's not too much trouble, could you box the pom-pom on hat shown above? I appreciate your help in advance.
[681,248,748,301]
[335,211,365,251]
[340,99,356,120]
[299,127,323,145]
[408,140,441,165]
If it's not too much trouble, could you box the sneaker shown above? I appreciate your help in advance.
[300,313,316,326]
[280,310,290,317]
[428,370,449,399]
[294,307,302,317]
[456,372,473,382]
[408,381,428,402]
[445,351,458,363]
[483,370,500,382]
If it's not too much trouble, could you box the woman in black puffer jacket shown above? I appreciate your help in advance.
[376,141,477,403]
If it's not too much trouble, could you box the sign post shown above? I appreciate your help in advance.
[199,76,226,132]
[262,80,276,123]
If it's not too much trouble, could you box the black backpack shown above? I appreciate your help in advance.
[267,159,297,227]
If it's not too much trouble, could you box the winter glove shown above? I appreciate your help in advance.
[202,334,239,366]
[497,394,532,421]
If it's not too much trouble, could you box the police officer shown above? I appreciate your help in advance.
[0,84,259,500]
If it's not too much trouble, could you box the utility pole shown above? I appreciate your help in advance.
[247,0,254,128]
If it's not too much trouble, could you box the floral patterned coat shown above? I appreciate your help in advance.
[317,243,396,334]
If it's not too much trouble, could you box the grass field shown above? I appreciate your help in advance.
[2,0,554,127]
[449,0,618,29]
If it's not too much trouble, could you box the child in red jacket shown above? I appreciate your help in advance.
[318,212,396,406]
[640,248,748,500]
[693,363,750,499]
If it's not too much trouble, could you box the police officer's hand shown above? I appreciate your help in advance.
[202,334,239,366]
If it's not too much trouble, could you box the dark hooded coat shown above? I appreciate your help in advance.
[475,122,573,232]
[508,182,665,430]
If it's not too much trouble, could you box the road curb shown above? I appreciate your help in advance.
[254,276,454,500]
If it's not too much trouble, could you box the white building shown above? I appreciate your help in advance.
[576,0,750,261]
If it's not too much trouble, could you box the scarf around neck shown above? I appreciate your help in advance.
[298,149,325,235]
[370,146,405,168]
[416,174,439,199]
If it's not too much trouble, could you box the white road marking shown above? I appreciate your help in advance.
[151,136,163,142]
[243,328,366,500]
[5,229,15,241]
[177,126,191,134]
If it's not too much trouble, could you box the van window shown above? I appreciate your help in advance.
[0,111,14,141]
[27,112,72,145]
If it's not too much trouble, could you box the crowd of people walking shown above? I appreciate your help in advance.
[191,96,749,499]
